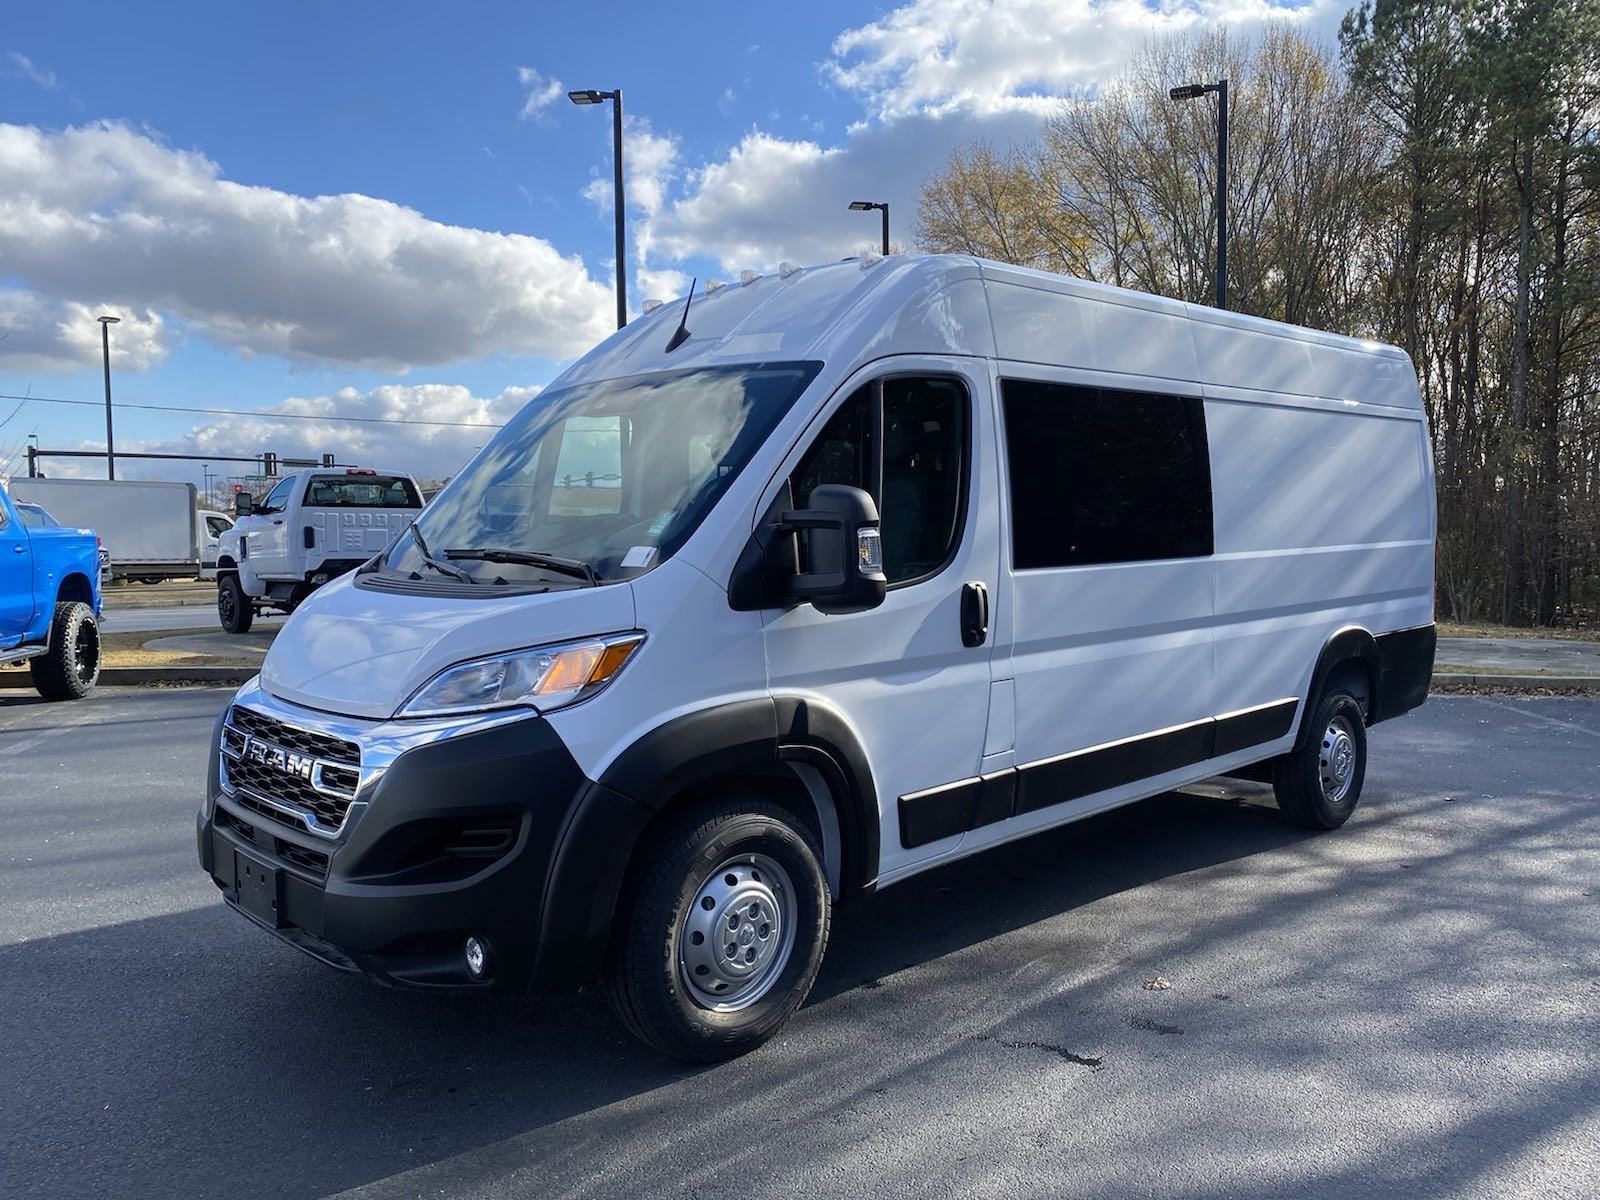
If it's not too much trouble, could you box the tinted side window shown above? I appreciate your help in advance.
[259,476,296,513]
[790,376,967,584]
[1001,380,1212,568]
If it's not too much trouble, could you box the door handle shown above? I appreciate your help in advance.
[12,544,26,554]
[960,581,989,647]
[272,519,284,525]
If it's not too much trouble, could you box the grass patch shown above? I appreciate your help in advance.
[1438,621,1599,642]
[99,626,268,670]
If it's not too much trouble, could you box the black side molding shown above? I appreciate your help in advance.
[898,698,1299,849]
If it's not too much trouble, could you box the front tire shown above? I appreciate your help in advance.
[1272,688,1368,829]
[605,800,830,1062]
[30,602,100,701]
[217,575,254,634]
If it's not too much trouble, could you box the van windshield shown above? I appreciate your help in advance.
[384,361,820,585]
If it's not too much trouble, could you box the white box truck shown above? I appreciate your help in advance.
[7,477,201,583]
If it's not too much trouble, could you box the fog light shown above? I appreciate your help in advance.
[311,572,329,585]
[464,935,489,979]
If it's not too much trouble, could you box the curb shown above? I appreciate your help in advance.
[0,666,257,689]
[1432,672,1600,690]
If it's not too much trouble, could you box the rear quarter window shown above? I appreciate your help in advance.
[302,477,423,508]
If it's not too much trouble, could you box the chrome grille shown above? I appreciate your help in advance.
[220,706,362,838]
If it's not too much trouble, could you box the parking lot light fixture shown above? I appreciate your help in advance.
[570,88,627,329]
[1168,79,1229,310]
[848,200,890,255]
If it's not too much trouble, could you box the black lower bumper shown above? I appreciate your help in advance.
[198,706,649,994]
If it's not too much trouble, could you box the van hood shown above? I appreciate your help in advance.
[259,572,638,720]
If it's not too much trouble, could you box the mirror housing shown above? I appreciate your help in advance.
[729,483,887,614]
[234,492,255,517]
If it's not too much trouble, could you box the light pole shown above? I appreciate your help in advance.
[848,200,890,255]
[97,314,121,479]
[569,88,627,329]
[1169,79,1228,310]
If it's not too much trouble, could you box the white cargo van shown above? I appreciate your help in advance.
[197,256,1436,1061]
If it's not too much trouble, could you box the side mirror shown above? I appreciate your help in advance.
[235,493,254,517]
[729,484,887,614]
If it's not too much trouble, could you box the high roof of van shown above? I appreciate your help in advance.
[557,254,1421,411]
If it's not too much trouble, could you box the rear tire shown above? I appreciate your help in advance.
[217,575,254,634]
[1272,688,1367,829]
[30,602,100,700]
[604,800,830,1063]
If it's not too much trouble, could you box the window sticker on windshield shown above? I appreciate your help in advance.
[621,545,657,570]
[647,510,674,536]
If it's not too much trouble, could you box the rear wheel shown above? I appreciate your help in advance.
[605,800,830,1062]
[217,574,254,634]
[30,602,100,700]
[1272,687,1367,829]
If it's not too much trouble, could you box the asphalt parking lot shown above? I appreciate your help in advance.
[3,689,1596,1199]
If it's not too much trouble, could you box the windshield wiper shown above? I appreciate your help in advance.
[445,548,599,585]
[409,524,476,584]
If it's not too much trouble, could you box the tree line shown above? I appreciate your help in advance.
[917,0,1599,627]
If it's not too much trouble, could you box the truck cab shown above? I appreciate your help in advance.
[0,486,103,699]
[198,510,235,581]
[215,469,423,633]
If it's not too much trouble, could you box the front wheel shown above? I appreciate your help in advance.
[1272,688,1368,829]
[217,575,254,634]
[30,602,101,700]
[604,801,830,1062]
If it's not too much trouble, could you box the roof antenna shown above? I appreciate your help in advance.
[665,278,696,353]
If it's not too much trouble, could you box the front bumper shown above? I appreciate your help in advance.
[197,684,643,993]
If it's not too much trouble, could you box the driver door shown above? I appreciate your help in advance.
[247,475,296,579]
[761,359,1005,882]
[0,495,35,645]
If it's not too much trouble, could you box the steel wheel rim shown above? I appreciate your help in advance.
[73,620,99,684]
[678,853,796,1012]
[1319,715,1357,804]
[218,585,237,625]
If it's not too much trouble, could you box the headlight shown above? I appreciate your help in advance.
[398,632,645,718]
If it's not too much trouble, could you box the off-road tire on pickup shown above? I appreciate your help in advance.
[1272,687,1368,829]
[217,574,254,634]
[604,800,830,1063]
[30,601,100,701]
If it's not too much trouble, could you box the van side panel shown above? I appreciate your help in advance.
[1206,389,1435,735]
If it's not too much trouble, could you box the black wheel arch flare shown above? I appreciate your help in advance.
[532,696,879,992]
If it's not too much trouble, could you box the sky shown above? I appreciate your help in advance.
[0,0,1342,492]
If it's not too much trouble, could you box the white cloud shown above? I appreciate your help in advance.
[651,110,1041,273]
[825,0,1336,119]
[636,266,692,305]
[0,289,168,373]
[581,118,679,219]
[516,66,564,122]
[5,51,57,90]
[638,0,1342,278]
[51,383,546,484]
[0,122,614,370]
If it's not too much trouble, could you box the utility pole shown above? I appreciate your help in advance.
[98,314,121,478]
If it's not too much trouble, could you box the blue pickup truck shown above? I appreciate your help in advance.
[0,485,103,700]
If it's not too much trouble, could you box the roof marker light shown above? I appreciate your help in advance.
[860,249,883,268]
[779,261,800,279]
[642,298,664,314]
[705,279,727,294]
[739,270,761,286]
